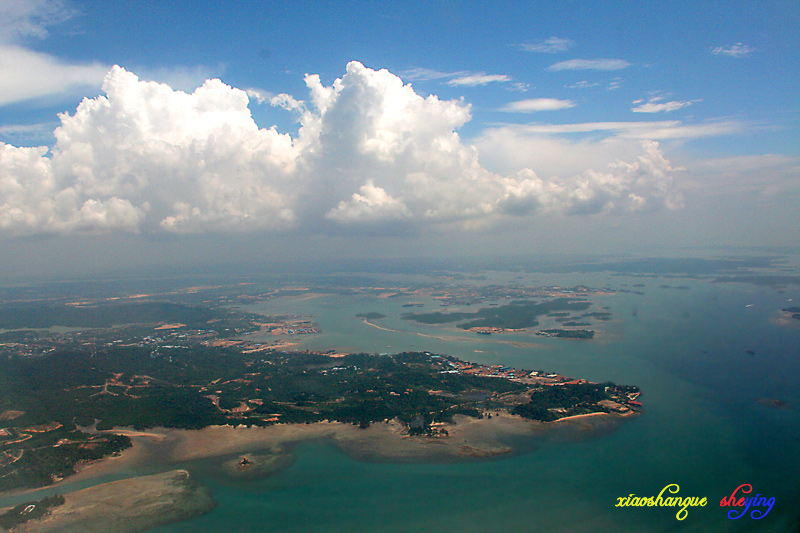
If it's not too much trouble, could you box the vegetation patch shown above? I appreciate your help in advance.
[403,298,593,330]
[356,312,386,320]
[0,494,65,530]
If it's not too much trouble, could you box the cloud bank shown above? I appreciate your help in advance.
[0,44,108,106]
[0,1,108,106]
[0,62,682,237]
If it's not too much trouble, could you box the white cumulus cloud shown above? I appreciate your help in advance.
[494,140,683,215]
[2,66,297,235]
[327,180,412,222]
[0,143,145,234]
[0,62,684,237]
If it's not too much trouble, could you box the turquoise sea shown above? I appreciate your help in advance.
[147,266,800,532]
[3,261,799,532]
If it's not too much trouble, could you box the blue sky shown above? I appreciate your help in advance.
[4,0,798,148]
[0,0,798,277]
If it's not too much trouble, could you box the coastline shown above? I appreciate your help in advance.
[3,412,624,531]
[155,410,612,465]
[10,470,214,533]
[359,318,547,349]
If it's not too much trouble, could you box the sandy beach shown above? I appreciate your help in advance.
[11,470,214,533]
[2,412,623,531]
[101,410,623,473]
[154,411,580,464]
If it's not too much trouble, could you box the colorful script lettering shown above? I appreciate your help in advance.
[720,484,775,519]
[615,484,707,520]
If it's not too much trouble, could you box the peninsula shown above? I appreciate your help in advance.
[0,287,639,530]
[1,339,640,493]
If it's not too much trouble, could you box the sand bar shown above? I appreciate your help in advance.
[11,470,214,533]
[4,412,624,531]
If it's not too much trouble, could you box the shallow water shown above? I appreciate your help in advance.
[2,268,797,532]
[148,271,800,532]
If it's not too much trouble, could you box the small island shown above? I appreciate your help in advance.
[403,298,593,330]
[782,306,800,320]
[400,296,612,340]
[355,312,387,320]
[535,329,595,339]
